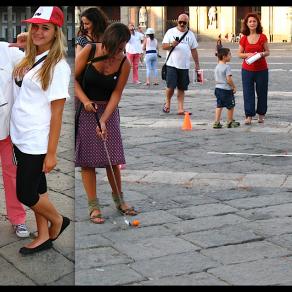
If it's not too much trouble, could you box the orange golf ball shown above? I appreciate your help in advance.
[131,219,140,227]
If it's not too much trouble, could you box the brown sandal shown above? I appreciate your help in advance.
[90,210,105,224]
[88,198,105,224]
[112,193,138,216]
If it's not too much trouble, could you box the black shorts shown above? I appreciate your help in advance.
[13,146,47,207]
[166,66,190,90]
[215,88,235,109]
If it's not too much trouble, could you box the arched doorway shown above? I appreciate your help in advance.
[236,6,261,34]
[100,6,120,23]
[166,6,189,31]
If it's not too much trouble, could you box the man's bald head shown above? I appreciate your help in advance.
[178,14,189,22]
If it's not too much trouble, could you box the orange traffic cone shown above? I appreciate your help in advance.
[181,112,192,130]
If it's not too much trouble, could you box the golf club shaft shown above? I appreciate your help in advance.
[95,112,124,206]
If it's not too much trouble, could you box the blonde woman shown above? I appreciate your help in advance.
[11,6,71,255]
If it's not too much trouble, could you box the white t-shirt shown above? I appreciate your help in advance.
[10,50,71,154]
[126,31,143,54]
[0,42,24,140]
[145,38,158,52]
[162,27,198,69]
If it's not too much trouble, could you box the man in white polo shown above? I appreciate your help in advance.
[162,14,200,115]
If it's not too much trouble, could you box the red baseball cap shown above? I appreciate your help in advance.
[22,6,64,27]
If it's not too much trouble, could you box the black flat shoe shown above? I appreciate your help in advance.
[51,216,70,241]
[19,239,53,255]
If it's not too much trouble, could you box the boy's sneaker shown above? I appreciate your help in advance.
[213,121,223,129]
[227,120,240,128]
[13,224,30,238]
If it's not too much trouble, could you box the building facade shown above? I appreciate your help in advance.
[76,6,292,42]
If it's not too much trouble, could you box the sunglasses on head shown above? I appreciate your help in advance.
[178,21,187,25]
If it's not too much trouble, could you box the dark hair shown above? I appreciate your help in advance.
[77,7,109,41]
[102,22,131,57]
[148,34,154,40]
[217,47,230,60]
[241,13,263,36]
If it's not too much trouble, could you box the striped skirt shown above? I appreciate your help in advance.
[75,103,126,168]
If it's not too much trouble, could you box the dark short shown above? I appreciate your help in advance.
[166,65,190,90]
[13,145,47,207]
[215,88,235,109]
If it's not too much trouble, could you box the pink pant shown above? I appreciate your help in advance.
[127,53,140,82]
[0,136,26,224]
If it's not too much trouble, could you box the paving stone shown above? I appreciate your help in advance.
[201,240,291,264]
[0,257,35,285]
[113,235,200,260]
[165,214,249,235]
[75,264,145,286]
[180,225,262,248]
[169,203,238,220]
[0,241,74,285]
[76,247,133,270]
[136,272,228,286]
[208,257,292,285]
[130,252,218,279]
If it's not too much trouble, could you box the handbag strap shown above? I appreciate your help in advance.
[165,29,189,64]
[31,54,47,70]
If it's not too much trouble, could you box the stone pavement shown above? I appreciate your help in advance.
[0,56,75,285]
[75,42,292,286]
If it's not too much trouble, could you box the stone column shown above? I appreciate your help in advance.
[120,6,129,25]
[189,6,198,36]
[25,6,31,20]
[62,6,68,40]
[7,6,13,42]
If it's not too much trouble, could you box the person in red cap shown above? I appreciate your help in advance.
[10,6,71,255]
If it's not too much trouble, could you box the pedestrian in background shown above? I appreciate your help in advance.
[162,13,200,115]
[76,7,109,55]
[213,48,240,129]
[238,13,270,125]
[75,23,138,224]
[137,25,145,66]
[11,6,71,254]
[215,33,223,57]
[126,23,143,84]
[0,42,30,238]
[142,27,159,86]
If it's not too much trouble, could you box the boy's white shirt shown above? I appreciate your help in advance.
[0,42,24,140]
[10,50,71,154]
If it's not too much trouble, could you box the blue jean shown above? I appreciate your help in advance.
[241,68,269,117]
[145,53,158,79]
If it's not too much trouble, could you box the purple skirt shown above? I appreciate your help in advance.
[75,104,126,168]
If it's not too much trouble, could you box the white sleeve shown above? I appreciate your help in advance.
[162,29,172,44]
[9,47,24,66]
[47,60,71,102]
[226,65,232,76]
[189,32,198,49]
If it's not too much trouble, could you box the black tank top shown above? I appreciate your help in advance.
[82,56,127,102]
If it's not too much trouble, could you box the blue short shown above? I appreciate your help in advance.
[215,88,235,109]
[166,66,190,90]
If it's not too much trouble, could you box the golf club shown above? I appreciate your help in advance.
[94,111,131,226]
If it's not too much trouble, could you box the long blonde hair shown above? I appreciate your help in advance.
[13,24,67,91]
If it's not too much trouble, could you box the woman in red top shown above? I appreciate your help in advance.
[238,13,270,125]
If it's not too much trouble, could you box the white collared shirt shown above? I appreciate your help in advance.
[10,50,71,154]
[126,31,143,54]
[0,42,24,140]
[162,27,198,69]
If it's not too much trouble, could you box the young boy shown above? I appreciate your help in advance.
[213,48,240,128]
